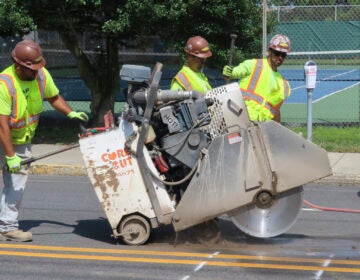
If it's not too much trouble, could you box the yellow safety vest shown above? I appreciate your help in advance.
[171,65,212,94]
[240,59,290,121]
[0,69,46,144]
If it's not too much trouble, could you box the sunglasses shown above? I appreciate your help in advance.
[271,50,287,58]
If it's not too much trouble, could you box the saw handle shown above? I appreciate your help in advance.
[20,143,80,167]
[3,120,85,170]
[3,143,79,171]
[20,157,36,166]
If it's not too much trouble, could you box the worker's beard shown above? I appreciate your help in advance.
[187,56,206,73]
[275,58,283,67]
[21,72,37,81]
[16,67,37,81]
[269,57,283,71]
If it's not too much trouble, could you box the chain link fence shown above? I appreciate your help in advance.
[265,1,359,126]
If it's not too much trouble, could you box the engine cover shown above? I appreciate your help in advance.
[160,128,209,168]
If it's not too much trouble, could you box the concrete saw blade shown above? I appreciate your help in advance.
[228,186,303,238]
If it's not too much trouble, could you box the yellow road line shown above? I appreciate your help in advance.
[0,244,359,266]
[0,249,359,274]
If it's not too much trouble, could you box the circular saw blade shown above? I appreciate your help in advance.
[228,186,303,238]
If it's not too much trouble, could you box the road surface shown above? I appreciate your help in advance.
[0,175,359,280]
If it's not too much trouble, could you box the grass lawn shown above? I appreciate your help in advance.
[289,126,360,153]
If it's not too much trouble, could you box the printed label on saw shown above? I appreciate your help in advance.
[227,133,242,145]
[100,148,134,176]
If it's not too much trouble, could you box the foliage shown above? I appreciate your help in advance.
[154,0,266,68]
[0,0,35,36]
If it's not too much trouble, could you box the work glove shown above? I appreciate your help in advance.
[67,111,89,122]
[5,154,22,173]
[222,65,234,78]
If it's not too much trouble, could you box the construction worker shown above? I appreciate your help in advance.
[222,34,291,123]
[0,39,88,242]
[171,36,212,94]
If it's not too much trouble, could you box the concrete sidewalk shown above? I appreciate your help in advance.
[30,144,86,176]
[29,144,360,184]
[321,153,360,184]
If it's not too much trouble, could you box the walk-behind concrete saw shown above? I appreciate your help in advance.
[79,63,332,245]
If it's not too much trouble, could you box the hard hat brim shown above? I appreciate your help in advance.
[185,49,212,58]
[27,58,46,70]
[11,49,46,71]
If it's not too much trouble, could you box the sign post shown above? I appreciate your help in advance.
[304,60,317,141]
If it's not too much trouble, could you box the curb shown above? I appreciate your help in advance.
[316,174,360,185]
[29,164,87,176]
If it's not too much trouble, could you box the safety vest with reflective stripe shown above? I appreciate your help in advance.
[170,65,211,94]
[0,69,46,144]
[239,59,290,122]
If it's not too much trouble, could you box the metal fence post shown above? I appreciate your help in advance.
[262,0,267,58]
[306,88,313,141]
[304,60,317,141]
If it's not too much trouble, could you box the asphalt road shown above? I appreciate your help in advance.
[0,175,359,280]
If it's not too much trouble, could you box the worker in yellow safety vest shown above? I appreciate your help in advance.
[171,36,212,94]
[0,40,88,242]
[222,34,291,123]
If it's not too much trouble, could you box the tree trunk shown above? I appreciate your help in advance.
[89,37,120,126]
[59,32,120,126]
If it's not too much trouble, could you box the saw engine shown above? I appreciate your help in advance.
[149,91,211,171]
[79,63,332,245]
[120,64,216,203]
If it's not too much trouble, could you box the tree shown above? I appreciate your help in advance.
[0,0,265,125]
[0,0,34,36]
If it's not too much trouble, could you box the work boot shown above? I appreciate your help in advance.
[0,230,32,242]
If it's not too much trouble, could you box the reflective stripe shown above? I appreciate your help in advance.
[247,59,263,92]
[172,65,211,94]
[242,91,278,116]
[37,69,46,99]
[0,74,16,95]
[0,74,18,121]
[11,115,40,129]
[176,72,192,91]
[241,59,290,118]
[0,70,45,128]
[11,119,26,129]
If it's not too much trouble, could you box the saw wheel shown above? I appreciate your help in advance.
[193,219,221,244]
[119,214,151,245]
[228,186,303,238]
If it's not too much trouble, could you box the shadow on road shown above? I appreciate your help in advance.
[20,218,114,244]
[20,217,308,247]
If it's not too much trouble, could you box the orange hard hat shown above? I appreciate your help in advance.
[269,34,291,53]
[184,36,212,58]
[11,40,46,70]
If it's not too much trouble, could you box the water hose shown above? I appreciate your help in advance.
[303,199,360,213]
